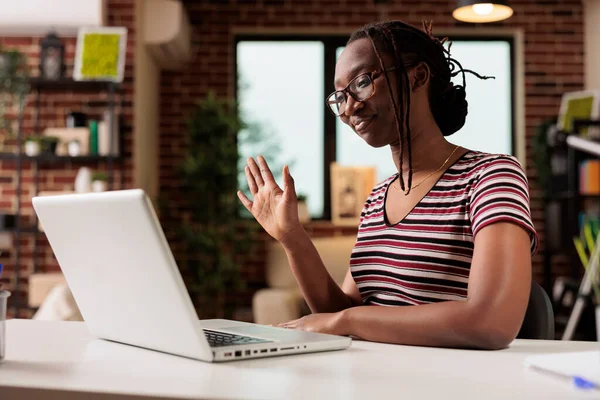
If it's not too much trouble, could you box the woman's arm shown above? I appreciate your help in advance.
[238,156,361,313]
[280,230,362,313]
[340,222,531,349]
[284,222,532,350]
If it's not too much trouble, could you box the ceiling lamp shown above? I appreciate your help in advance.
[453,1,514,23]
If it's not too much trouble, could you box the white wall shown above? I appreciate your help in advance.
[134,0,160,201]
[585,0,600,90]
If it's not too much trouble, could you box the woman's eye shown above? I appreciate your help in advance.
[354,76,371,90]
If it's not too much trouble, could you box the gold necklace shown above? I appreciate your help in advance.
[393,145,461,195]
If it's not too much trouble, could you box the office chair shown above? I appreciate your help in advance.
[517,281,555,340]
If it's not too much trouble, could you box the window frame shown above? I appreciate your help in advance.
[234,34,515,221]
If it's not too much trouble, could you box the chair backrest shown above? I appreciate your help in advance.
[517,281,555,340]
[265,236,356,289]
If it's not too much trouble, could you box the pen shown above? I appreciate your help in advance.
[529,365,599,391]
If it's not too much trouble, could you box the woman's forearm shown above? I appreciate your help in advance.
[279,229,354,313]
[339,300,519,350]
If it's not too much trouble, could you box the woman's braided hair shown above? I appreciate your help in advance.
[348,20,493,193]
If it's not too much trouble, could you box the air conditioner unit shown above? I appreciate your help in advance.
[0,0,106,37]
[144,0,192,70]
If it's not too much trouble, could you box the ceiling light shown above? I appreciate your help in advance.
[453,1,514,23]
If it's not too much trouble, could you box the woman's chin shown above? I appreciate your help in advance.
[357,130,388,148]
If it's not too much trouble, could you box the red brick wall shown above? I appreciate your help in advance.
[159,0,584,314]
[0,0,136,317]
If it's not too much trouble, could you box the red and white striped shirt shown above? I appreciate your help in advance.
[350,151,538,306]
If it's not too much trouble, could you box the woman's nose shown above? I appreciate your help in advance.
[343,95,364,117]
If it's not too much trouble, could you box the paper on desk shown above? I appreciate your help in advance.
[524,351,600,385]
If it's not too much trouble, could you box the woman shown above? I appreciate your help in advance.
[237,20,538,350]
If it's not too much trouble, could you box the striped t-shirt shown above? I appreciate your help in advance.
[350,151,538,306]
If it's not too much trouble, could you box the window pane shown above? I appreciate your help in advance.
[447,41,512,155]
[335,41,513,183]
[237,42,324,217]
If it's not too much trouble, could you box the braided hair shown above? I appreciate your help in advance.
[348,20,493,193]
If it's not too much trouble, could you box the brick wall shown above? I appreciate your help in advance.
[0,0,136,317]
[159,0,584,314]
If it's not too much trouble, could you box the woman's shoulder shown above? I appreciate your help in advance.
[459,150,526,178]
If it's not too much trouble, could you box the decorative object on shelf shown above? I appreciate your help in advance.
[89,120,99,155]
[98,110,119,156]
[43,127,89,156]
[67,139,81,157]
[557,90,600,138]
[65,111,87,128]
[330,163,377,227]
[24,136,42,157]
[40,136,59,155]
[74,167,92,193]
[452,0,513,23]
[74,26,128,82]
[0,213,16,230]
[91,171,108,192]
[39,31,65,81]
[296,193,311,224]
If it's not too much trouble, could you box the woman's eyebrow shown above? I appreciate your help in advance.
[334,64,370,87]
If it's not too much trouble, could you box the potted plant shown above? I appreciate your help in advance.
[296,193,311,224]
[41,136,59,155]
[24,135,43,157]
[67,139,81,157]
[91,171,108,192]
[174,92,259,318]
[0,46,29,154]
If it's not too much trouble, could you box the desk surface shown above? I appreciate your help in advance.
[1,320,599,400]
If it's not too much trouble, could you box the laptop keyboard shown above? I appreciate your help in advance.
[203,329,272,347]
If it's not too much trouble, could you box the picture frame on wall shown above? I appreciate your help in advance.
[73,27,128,82]
[330,163,377,227]
[557,90,600,138]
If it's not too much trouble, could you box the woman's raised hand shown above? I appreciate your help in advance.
[237,156,302,243]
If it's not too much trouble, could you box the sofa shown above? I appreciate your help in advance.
[252,235,357,325]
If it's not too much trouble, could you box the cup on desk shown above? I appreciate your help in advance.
[0,289,10,362]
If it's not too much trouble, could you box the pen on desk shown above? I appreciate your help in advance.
[529,365,599,391]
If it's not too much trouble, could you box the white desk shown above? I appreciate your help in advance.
[1,320,599,400]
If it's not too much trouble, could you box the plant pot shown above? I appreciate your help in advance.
[92,180,107,192]
[298,200,311,224]
[42,141,58,155]
[68,141,81,157]
[24,141,41,156]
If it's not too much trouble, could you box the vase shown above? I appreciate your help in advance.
[68,141,81,157]
[92,180,107,192]
[24,141,41,157]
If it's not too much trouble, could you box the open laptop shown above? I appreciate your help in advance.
[32,189,351,362]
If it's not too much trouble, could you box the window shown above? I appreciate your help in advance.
[236,36,514,218]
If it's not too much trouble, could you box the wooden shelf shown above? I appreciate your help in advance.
[28,77,120,92]
[0,153,122,163]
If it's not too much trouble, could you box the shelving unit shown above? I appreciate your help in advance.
[542,119,600,339]
[1,77,125,316]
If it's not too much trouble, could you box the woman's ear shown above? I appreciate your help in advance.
[411,62,431,92]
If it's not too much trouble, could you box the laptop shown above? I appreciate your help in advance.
[32,189,351,362]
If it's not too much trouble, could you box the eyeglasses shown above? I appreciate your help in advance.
[326,67,397,117]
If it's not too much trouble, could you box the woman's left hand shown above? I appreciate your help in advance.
[275,312,347,336]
